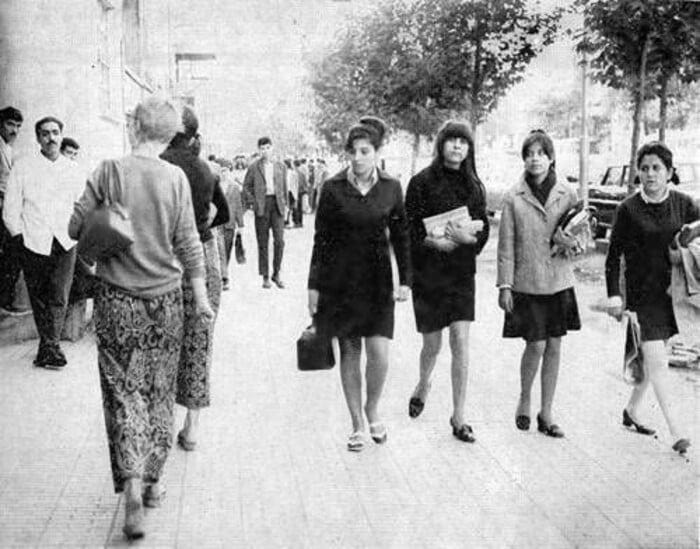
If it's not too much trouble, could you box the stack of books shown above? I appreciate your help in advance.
[423,206,483,239]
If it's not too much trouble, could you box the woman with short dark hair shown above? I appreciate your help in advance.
[404,120,489,442]
[69,96,214,540]
[307,116,411,451]
[605,141,699,455]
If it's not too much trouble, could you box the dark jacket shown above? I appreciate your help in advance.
[242,158,287,217]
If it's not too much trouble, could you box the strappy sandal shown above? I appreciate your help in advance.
[536,414,565,438]
[177,430,196,452]
[515,415,531,431]
[408,382,431,418]
[142,484,166,508]
[449,417,476,443]
[347,431,366,452]
[369,422,388,444]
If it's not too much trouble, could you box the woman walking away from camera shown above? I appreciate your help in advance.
[497,129,581,439]
[69,97,214,540]
[161,107,229,452]
[308,116,411,452]
[404,120,489,443]
[605,141,699,455]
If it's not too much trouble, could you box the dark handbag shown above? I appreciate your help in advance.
[78,160,134,261]
[234,232,246,264]
[297,323,335,371]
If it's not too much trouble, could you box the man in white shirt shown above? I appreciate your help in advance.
[2,116,85,368]
[0,106,25,312]
[242,137,288,289]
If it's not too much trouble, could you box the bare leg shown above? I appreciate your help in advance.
[414,330,442,401]
[517,340,545,418]
[122,478,144,539]
[364,336,390,425]
[625,374,651,421]
[339,337,364,432]
[448,321,470,425]
[643,340,683,440]
[539,337,562,424]
[181,408,200,443]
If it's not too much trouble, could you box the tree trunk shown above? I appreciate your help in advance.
[410,131,420,176]
[658,74,669,143]
[628,34,650,194]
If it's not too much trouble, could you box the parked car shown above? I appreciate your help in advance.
[586,162,700,239]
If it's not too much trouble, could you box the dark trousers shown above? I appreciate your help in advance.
[254,196,284,279]
[222,227,235,267]
[21,239,77,348]
[0,208,22,308]
[293,193,304,227]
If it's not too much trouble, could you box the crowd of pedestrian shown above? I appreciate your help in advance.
[0,96,697,541]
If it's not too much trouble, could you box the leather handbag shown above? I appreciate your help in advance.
[297,323,335,371]
[78,159,134,261]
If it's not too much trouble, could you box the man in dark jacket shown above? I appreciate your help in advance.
[243,136,287,289]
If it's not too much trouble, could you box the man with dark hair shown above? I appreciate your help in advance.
[243,136,288,288]
[2,116,84,368]
[0,106,25,312]
[60,137,79,160]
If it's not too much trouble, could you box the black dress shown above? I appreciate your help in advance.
[308,168,411,339]
[606,189,700,341]
[405,163,490,333]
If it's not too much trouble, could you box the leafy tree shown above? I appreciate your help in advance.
[309,0,561,174]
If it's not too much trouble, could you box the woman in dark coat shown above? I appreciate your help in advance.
[307,116,411,452]
[605,141,699,455]
[404,120,489,442]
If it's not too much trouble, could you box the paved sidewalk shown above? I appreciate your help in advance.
[0,217,698,548]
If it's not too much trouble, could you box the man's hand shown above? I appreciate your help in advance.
[498,288,513,313]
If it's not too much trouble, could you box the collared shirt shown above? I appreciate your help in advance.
[640,185,670,204]
[0,137,13,195]
[346,166,379,196]
[3,151,85,255]
[264,161,275,195]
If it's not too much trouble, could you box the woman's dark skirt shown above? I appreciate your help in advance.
[94,281,184,493]
[503,288,581,342]
[633,294,678,341]
[316,292,395,339]
[412,276,475,333]
[177,237,222,409]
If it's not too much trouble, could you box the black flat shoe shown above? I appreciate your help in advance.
[622,409,655,436]
[536,414,564,438]
[450,417,476,443]
[408,396,424,418]
[515,415,530,431]
[672,438,691,455]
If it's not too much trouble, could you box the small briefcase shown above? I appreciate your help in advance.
[297,324,335,371]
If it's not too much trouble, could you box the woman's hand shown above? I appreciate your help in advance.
[394,285,410,302]
[606,296,624,321]
[195,298,215,324]
[445,221,478,245]
[498,287,513,313]
[424,236,459,253]
[308,289,320,317]
[207,203,218,226]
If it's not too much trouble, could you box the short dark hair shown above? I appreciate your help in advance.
[34,116,64,138]
[345,115,387,152]
[521,129,555,164]
[60,137,79,151]
[258,136,272,148]
[0,107,23,124]
[637,141,673,170]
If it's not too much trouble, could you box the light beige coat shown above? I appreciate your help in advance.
[497,175,578,294]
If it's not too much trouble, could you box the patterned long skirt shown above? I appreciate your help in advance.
[94,282,184,493]
[176,237,222,409]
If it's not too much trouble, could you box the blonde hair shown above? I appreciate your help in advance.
[131,96,180,144]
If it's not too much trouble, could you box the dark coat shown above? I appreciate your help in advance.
[242,158,287,217]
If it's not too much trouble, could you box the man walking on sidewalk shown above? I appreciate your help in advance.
[243,136,287,289]
[2,116,84,368]
[0,106,26,313]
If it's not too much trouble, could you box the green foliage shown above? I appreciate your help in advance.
[308,0,562,153]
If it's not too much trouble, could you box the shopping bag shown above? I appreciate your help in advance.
[623,311,645,385]
[297,324,335,371]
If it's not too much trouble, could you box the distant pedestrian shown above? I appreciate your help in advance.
[60,137,79,160]
[69,97,213,540]
[308,116,411,451]
[243,136,288,288]
[219,165,245,289]
[161,107,229,452]
[3,116,84,368]
[284,158,298,227]
[405,120,490,442]
[293,158,307,227]
[497,129,581,439]
[0,106,25,313]
[605,142,699,455]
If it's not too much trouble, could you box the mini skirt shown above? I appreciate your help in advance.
[412,276,475,333]
[316,293,395,339]
[503,288,581,342]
